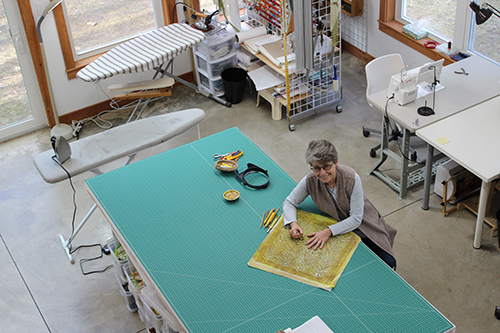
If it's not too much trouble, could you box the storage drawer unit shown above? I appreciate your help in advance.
[194,51,236,79]
[196,69,225,97]
[193,29,235,61]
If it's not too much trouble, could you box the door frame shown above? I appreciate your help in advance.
[0,0,51,142]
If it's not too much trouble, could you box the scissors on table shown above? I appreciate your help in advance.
[213,150,242,161]
[454,67,469,75]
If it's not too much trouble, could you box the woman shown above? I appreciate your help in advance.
[283,139,397,269]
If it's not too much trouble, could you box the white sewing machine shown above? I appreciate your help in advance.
[387,59,444,106]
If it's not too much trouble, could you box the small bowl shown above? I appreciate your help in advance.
[223,190,240,201]
[215,159,238,172]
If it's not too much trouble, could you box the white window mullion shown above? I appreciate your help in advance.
[453,0,473,51]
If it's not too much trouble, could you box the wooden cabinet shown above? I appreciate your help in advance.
[341,0,363,17]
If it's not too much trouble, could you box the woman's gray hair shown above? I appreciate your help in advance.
[305,140,338,165]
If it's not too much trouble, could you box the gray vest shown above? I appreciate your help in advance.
[306,164,397,257]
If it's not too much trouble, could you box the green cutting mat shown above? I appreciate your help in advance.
[87,127,454,333]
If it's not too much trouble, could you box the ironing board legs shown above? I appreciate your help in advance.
[59,204,98,264]
[155,66,232,107]
[60,153,137,263]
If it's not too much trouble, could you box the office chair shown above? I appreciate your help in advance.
[363,53,417,161]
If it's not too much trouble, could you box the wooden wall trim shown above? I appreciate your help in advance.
[378,20,454,66]
[53,5,74,71]
[59,71,196,124]
[342,40,374,64]
[18,0,55,127]
[378,0,455,65]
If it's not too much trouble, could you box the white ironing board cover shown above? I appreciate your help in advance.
[76,23,206,82]
[34,109,205,183]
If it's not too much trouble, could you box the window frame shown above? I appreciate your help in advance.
[395,0,473,51]
[53,0,200,80]
[378,0,457,65]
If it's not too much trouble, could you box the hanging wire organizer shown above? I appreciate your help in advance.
[241,0,342,130]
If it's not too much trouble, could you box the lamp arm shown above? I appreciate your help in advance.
[36,16,45,42]
[486,3,500,18]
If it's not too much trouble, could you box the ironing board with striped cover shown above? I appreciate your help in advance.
[76,23,206,82]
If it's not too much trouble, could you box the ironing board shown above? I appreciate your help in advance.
[34,108,205,263]
[34,109,205,183]
[76,23,231,106]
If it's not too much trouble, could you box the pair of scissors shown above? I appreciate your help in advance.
[213,151,234,159]
[222,150,243,162]
[454,67,469,75]
[213,150,242,160]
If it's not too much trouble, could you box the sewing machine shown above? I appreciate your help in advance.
[387,59,445,105]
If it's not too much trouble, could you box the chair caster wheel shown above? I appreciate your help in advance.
[289,123,295,131]
[370,149,376,158]
[336,105,342,113]
[363,130,370,138]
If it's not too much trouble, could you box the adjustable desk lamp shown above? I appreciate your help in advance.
[470,1,500,24]
[36,0,73,140]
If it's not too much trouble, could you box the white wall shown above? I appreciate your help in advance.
[32,0,193,118]
[366,0,431,66]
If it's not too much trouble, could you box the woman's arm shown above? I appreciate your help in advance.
[327,173,364,236]
[283,176,309,225]
[283,176,309,238]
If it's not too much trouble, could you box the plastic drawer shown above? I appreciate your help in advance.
[196,69,225,97]
[116,270,138,312]
[195,51,237,80]
[123,262,145,320]
[194,29,235,61]
[107,237,128,280]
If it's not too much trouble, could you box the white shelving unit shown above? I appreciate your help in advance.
[242,0,342,130]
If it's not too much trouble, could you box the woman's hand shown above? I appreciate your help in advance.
[305,228,333,250]
[289,222,303,239]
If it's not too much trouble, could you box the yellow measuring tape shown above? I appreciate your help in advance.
[281,0,292,128]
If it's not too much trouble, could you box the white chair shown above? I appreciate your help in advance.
[363,53,418,161]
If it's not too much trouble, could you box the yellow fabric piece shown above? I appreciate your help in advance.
[248,210,360,291]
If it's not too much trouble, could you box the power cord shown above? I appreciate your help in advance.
[51,155,112,275]
[172,2,199,25]
[51,155,78,248]
[383,95,425,165]
[69,243,113,276]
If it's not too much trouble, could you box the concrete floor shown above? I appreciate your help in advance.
[1,52,499,332]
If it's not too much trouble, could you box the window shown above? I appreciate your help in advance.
[395,0,500,64]
[468,0,500,62]
[64,0,157,57]
[400,0,458,42]
[54,0,201,79]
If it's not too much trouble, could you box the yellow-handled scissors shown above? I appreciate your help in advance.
[222,150,243,162]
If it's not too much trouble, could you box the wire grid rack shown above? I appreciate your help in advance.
[241,0,342,130]
[341,0,368,52]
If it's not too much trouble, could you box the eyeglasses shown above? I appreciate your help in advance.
[310,163,334,173]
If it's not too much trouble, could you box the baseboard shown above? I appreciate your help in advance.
[59,45,370,124]
[59,71,195,124]
[342,40,374,64]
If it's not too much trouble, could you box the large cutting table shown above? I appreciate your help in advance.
[86,127,455,333]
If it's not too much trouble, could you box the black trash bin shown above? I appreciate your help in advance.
[221,68,247,104]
